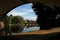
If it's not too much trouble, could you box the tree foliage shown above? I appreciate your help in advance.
[6,15,24,33]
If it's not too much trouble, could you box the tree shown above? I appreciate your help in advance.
[6,15,25,33]
[5,15,13,35]
[11,16,24,32]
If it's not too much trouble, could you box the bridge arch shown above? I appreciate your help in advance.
[6,2,32,15]
[0,0,60,36]
[0,0,60,16]
[0,0,60,31]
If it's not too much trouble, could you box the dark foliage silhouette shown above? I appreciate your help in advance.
[32,3,60,30]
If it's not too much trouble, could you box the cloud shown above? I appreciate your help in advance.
[7,9,34,16]
[7,3,34,16]
[7,9,37,21]
[24,16,37,21]
[7,3,37,21]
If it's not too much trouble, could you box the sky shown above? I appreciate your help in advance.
[7,3,37,21]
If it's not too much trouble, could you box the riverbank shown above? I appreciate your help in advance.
[12,27,60,35]
[0,32,60,40]
[0,27,60,40]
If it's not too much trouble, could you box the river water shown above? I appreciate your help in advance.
[22,26,40,32]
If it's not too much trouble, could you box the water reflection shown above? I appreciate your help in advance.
[22,26,40,32]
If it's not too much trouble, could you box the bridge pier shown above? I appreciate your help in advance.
[0,15,7,36]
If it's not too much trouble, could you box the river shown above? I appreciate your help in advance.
[22,26,40,32]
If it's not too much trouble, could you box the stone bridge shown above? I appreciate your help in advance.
[24,23,39,27]
[0,0,60,15]
[0,0,60,38]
